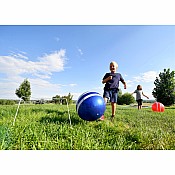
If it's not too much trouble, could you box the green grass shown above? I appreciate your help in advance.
[0,103,175,150]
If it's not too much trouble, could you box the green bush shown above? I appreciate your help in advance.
[118,93,135,105]
[0,99,16,105]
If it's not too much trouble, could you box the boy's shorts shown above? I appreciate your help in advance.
[103,88,118,103]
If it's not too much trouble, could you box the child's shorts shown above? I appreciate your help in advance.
[136,99,143,106]
[103,88,118,103]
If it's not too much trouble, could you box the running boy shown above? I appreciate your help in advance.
[101,61,126,120]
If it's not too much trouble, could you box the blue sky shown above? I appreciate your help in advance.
[0,25,174,100]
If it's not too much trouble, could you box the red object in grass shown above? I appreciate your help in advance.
[152,102,165,112]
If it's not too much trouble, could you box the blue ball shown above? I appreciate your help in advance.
[76,92,106,121]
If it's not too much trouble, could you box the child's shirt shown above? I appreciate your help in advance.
[103,73,125,90]
[134,90,143,100]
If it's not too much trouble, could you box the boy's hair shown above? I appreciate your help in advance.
[110,61,118,68]
[137,85,142,90]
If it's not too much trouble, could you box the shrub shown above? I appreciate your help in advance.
[0,99,16,105]
[118,93,135,105]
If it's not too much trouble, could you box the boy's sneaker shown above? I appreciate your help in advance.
[97,115,105,121]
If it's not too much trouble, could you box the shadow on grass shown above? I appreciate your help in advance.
[32,108,61,113]
[39,111,82,125]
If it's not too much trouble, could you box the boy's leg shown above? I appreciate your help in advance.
[110,89,118,120]
[98,97,108,121]
[110,102,116,121]
[111,102,116,116]
[104,97,108,104]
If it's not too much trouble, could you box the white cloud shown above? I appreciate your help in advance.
[29,78,62,99]
[69,84,77,87]
[76,46,83,55]
[133,71,158,83]
[10,51,28,60]
[0,49,67,79]
[12,53,28,60]
[38,50,66,75]
[78,49,83,55]
[71,92,82,100]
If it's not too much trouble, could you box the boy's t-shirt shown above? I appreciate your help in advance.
[103,73,125,90]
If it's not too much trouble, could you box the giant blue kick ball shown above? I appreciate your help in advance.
[76,92,106,121]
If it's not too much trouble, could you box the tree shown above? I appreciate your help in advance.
[152,68,175,106]
[52,93,73,105]
[62,93,73,105]
[15,79,31,101]
[118,92,135,105]
[118,89,135,105]
[117,89,123,104]
[52,95,61,104]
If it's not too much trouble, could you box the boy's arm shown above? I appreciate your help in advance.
[120,74,126,89]
[123,81,126,89]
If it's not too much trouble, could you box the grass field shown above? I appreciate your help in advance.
[0,103,175,150]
